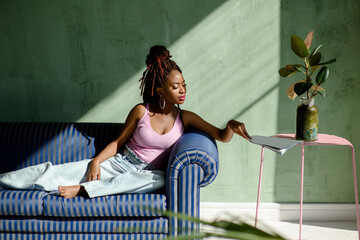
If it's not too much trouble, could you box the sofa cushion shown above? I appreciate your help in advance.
[43,194,166,217]
[43,233,167,240]
[0,217,43,232]
[0,190,47,216]
[0,233,167,240]
[0,217,168,234]
[43,217,168,234]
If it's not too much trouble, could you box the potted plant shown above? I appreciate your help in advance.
[279,30,336,141]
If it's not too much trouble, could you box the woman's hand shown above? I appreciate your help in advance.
[227,120,252,140]
[87,159,101,182]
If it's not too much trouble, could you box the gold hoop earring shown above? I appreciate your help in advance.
[159,96,166,109]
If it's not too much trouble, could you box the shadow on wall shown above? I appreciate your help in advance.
[0,122,123,173]
[275,0,360,203]
[0,0,225,122]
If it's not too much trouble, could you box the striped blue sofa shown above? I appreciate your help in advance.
[0,122,219,240]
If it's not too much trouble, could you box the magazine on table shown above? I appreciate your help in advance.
[249,135,303,155]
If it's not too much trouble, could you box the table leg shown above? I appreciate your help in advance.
[255,146,265,228]
[299,144,305,240]
[350,146,360,239]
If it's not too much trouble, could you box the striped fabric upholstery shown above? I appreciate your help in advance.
[0,122,122,173]
[0,217,43,233]
[43,194,166,217]
[0,233,42,240]
[42,217,168,233]
[0,123,219,239]
[166,131,219,237]
[0,190,47,216]
[178,164,204,235]
[43,234,167,240]
[0,217,168,233]
[0,233,167,240]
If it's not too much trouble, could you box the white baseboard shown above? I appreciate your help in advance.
[200,202,357,222]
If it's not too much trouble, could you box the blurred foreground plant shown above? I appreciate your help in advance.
[163,211,285,240]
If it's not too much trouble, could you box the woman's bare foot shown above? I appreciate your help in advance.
[58,185,84,199]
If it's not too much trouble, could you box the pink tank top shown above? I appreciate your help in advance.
[127,103,184,170]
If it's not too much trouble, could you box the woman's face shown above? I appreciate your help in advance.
[159,70,187,105]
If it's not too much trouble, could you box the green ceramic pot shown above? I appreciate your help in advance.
[296,97,318,141]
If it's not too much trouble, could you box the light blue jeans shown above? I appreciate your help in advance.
[0,146,165,198]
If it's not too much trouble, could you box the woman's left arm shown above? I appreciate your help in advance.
[181,110,251,143]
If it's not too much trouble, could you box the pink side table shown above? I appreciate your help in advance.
[254,133,359,240]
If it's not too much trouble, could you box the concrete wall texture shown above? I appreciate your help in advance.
[1,0,359,203]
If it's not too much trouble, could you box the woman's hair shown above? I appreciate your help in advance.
[139,45,182,103]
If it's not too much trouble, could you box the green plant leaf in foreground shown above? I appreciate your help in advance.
[163,211,285,240]
[210,220,284,239]
[291,35,309,58]
[294,82,313,96]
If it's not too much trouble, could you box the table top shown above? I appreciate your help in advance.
[272,133,353,147]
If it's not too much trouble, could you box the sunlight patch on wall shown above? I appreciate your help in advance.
[78,0,281,202]
[170,0,281,129]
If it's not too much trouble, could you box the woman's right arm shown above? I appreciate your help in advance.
[86,104,145,181]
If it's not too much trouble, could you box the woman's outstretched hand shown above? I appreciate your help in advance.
[227,120,252,140]
[87,159,101,181]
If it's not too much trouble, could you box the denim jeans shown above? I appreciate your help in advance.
[0,146,165,198]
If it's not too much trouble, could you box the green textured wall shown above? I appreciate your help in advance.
[0,0,359,203]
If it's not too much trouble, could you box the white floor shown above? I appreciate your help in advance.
[258,220,358,240]
[200,202,359,240]
[203,221,358,240]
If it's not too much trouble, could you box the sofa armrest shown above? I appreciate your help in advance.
[167,130,219,188]
[166,130,219,236]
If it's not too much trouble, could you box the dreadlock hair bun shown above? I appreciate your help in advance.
[139,45,182,103]
[145,45,172,68]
